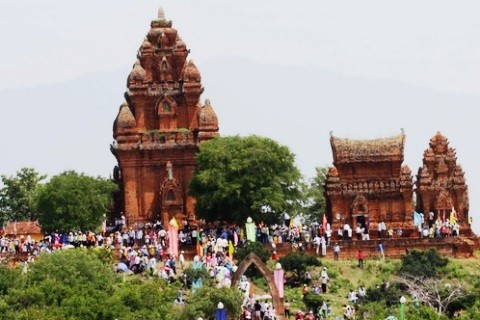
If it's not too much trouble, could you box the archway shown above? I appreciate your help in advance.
[352,195,369,229]
[232,252,284,318]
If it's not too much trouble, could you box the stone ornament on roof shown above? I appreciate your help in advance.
[115,102,136,129]
[183,60,201,83]
[129,60,146,83]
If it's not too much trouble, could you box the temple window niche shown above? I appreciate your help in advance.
[163,102,171,112]
[167,190,176,201]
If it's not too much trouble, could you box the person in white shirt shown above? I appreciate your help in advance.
[325,223,332,245]
[179,250,185,269]
[320,267,329,293]
[313,235,321,255]
[320,237,327,256]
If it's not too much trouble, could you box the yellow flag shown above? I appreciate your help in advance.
[449,207,457,224]
[228,240,234,257]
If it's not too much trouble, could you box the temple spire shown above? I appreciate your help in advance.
[158,7,166,20]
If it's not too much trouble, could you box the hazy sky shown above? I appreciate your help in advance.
[1,1,479,230]
[1,1,479,94]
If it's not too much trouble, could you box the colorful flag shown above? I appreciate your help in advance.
[245,217,256,242]
[274,268,284,298]
[449,207,457,224]
[168,217,179,258]
[413,212,422,227]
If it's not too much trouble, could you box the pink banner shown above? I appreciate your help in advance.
[274,269,284,298]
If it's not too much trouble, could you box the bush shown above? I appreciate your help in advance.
[278,252,321,277]
[183,266,210,285]
[357,301,390,320]
[363,283,403,307]
[303,293,324,312]
[0,264,21,296]
[175,286,243,320]
[399,249,448,278]
[234,242,270,263]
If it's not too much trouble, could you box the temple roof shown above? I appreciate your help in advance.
[331,132,405,164]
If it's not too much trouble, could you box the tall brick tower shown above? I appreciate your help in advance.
[111,8,219,227]
[416,132,471,234]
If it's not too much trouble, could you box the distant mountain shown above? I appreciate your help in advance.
[0,68,128,178]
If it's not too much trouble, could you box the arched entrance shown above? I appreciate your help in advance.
[352,195,369,229]
[435,189,453,220]
[232,252,284,318]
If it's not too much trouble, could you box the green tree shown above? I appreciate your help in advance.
[0,168,46,224]
[234,242,270,263]
[189,135,303,225]
[0,264,21,296]
[278,252,321,281]
[36,171,117,232]
[175,286,244,320]
[303,293,326,312]
[304,166,328,223]
[0,250,179,320]
[399,249,449,278]
[364,283,403,307]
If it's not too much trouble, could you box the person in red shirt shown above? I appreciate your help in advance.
[357,249,365,269]
[271,250,278,260]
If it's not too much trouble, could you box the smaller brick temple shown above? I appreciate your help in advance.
[325,131,414,237]
[111,8,219,228]
[416,132,470,234]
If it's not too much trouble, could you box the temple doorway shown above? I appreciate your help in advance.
[356,215,366,229]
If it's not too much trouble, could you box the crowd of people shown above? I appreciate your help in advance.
[0,210,469,320]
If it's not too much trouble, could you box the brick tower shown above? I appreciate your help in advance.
[416,132,471,234]
[111,8,219,227]
[325,131,414,237]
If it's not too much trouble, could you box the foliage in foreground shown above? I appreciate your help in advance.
[176,286,244,320]
[0,250,179,320]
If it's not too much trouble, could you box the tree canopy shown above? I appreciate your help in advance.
[0,168,46,224]
[189,135,303,225]
[304,166,328,223]
[399,248,449,278]
[36,171,117,232]
[0,249,178,320]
